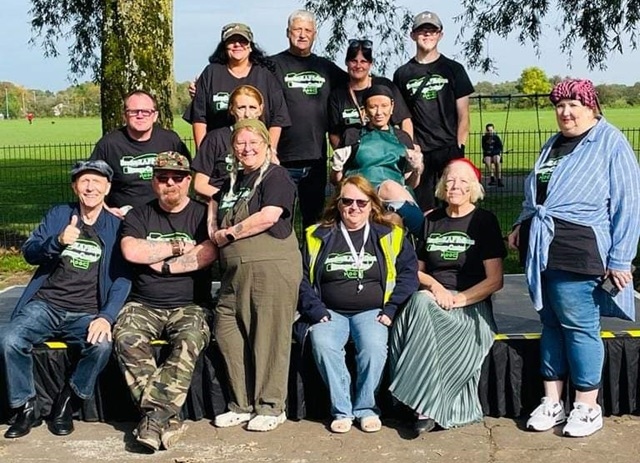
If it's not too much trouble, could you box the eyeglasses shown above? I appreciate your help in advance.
[339,197,370,208]
[233,140,264,151]
[154,174,188,184]
[125,109,156,117]
[348,39,373,50]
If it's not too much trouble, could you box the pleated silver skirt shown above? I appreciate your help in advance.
[389,291,495,428]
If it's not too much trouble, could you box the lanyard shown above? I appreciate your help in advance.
[339,221,370,293]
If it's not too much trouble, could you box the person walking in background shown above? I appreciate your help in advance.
[508,79,640,438]
[270,10,347,228]
[90,90,191,218]
[393,10,474,212]
[482,123,504,187]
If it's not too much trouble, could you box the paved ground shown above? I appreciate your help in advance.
[1,415,640,463]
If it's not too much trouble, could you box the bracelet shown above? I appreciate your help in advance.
[161,261,171,275]
[170,239,183,256]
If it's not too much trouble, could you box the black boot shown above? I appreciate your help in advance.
[4,398,42,438]
[49,384,75,436]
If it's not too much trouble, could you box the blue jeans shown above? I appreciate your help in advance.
[309,309,388,420]
[0,299,112,408]
[284,159,327,229]
[539,269,605,391]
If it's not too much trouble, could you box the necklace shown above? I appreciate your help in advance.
[339,221,370,294]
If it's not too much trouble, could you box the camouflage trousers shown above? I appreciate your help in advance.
[113,301,211,422]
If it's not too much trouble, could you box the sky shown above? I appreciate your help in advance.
[2,0,639,92]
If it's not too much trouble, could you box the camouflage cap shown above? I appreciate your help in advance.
[221,23,253,42]
[153,151,191,172]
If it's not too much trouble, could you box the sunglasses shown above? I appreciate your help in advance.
[125,109,156,117]
[154,174,188,184]
[339,197,370,208]
[348,39,373,50]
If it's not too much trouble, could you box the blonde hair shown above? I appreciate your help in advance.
[228,85,265,120]
[435,162,485,203]
[320,175,395,227]
[228,124,271,196]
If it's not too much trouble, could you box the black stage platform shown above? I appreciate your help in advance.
[1,275,640,423]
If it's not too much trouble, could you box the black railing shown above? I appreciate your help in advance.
[1,130,639,249]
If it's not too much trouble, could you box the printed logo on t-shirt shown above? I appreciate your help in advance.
[324,252,377,279]
[61,239,102,270]
[212,92,230,111]
[219,187,251,211]
[426,232,475,260]
[121,153,158,180]
[147,231,196,245]
[407,75,448,100]
[284,71,326,95]
[537,158,563,184]
[341,107,365,125]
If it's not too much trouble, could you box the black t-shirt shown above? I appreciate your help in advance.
[328,76,412,147]
[122,199,211,308]
[214,164,296,239]
[319,226,384,314]
[271,51,347,163]
[418,208,506,291]
[35,222,103,313]
[188,62,291,132]
[191,126,233,189]
[518,128,603,275]
[90,126,191,208]
[393,55,474,152]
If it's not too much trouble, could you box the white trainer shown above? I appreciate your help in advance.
[526,397,566,431]
[246,412,287,432]
[213,411,254,428]
[562,402,603,437]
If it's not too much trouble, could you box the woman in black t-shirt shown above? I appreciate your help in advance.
[328,39,413,149]
[389,158,506,434]
[209,119,301,433]
[297,175,418,434]
[192,85,265,199]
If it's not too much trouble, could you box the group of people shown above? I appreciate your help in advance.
[0,7,639,454]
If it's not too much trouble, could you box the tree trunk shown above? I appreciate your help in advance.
[100,0,174,134]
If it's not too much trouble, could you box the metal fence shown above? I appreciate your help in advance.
[1,129,640,249]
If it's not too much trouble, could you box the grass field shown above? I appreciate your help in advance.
[0,106,638,257]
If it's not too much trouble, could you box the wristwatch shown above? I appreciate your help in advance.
[225,233,236,243]
[170,239,183,256]
[161,261,171,275]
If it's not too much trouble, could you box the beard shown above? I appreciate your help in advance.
[160,189,184,208]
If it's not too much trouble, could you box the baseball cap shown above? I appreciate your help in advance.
[71,160,113,182]
[221,23,253,42]
[153,151,191,172]
[412,11,443,31]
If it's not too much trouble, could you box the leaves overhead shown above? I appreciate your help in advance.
[303,0,413,74]
[29,0,103,82]
[455,0,640,73]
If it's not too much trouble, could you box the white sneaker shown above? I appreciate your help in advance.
[213,411,254,428]
[562,402,603,437]
[246,412,287,432]
[526,397,566,431]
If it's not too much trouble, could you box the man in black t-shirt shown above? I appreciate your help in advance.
[90,90,191,217]
[393,11,474,211]
[0,160,130,439]
[114,152,217,452]
[270,10,348,228]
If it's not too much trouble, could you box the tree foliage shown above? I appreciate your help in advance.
[303,0,413,74]
[455,0,640,73]
[28,0,174,134]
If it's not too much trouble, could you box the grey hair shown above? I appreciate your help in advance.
[288,9,316,29]
[434,165,485,204]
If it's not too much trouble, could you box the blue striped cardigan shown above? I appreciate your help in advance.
[515,117,640,320]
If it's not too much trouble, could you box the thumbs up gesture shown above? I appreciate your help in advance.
[58,215,81,246]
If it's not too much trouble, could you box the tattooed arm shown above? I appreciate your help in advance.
[120,236,194,264]
[212,206,283,247]
[148,240,218,274]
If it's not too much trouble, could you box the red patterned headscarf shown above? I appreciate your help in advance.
[448,158,481,181]
[549,79,600,109]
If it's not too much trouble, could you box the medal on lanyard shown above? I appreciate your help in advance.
[340,221,370,294]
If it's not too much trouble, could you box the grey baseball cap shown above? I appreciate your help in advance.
[412,11,443,31]
[71,160,113,182]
